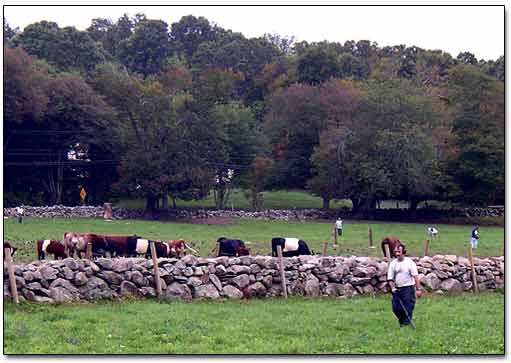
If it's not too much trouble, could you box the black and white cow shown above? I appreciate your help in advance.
[217,237,250,257]
[126,237,152,258]
[271,237,312,257]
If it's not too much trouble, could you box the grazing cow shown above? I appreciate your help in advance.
[271,237,312,257]
[37,240,68,260]
[126,238,165,258]
[64,232,84,258]
[381,236,403,258]
[427,227,438,238]
[104,235,140,257]
[74,233,108,258]
[3,242,17,260]
[216,237,250,257]
[168,239,199,258]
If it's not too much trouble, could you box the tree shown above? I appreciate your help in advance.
[446,64,504,205]
[171,15,220,59]
[244,156,273,211]
[4,18,19,45]
[296,43,341,85]
[12,21,107,73]
[209,102,264,209]
[117,19,171,78]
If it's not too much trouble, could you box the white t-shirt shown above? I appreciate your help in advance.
[335,220,343,229]
[387,257,418,288]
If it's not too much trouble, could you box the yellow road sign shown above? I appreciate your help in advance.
[80,188,87,201]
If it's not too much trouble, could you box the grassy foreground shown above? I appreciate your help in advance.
[3,293,504,354]
[4,218,504,263]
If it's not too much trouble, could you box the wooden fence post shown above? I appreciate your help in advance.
[423,240,430,257]
[213,241,220,257]
[5,248,19,304]
[321,242,328,257]
[368,228,374,248]
[468,245,479,293]
[276,245,288,299]
[333,225,338,246]
[150,241,162,298]
[86,242,92,260]
[384,244,391,262]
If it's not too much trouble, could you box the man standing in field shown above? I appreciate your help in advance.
[16,206,24,224]
[387,244,422,327]
[335,218,343,237]
[471,226,480,249]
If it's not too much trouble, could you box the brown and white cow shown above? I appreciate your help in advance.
[167,239,199,258]
[37,239,68,260]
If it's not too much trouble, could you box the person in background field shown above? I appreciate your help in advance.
[387,244,422,327]
[335,218,343,237]
[16,206,24,224]
[471,226,479,249]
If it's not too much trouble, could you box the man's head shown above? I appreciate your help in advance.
[394,244,406,260]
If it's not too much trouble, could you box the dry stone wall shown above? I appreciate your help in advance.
[3,205,504,221]
[4,255,504,303]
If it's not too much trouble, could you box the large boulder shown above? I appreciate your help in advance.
[222,285,243,299]
[164,282,192,301]
[49,287,75,303]
[232,274,250,289]
[193,284,220,299]
[244,282,267,298]
[119,281,141,297]
[304,275,320,297]
[440,278,463,292]
[421,273,441,291]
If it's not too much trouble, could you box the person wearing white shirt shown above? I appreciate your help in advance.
[335,218,343,237]
[387,244,422,327]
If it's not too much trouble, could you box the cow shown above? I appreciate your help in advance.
[126,238,165,258]
[64,232,83,258]
[103,235,140,257]
[427,227,438,238]
[3,242,17,260]
[271,237,312,257]
[168,239,199,258]
[74,233,108,259]
[37,239,68,260]
[381,236,403,258]
[216,237,250,257]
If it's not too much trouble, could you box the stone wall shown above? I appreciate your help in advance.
[4,255,504,303]
[3,205,504,222]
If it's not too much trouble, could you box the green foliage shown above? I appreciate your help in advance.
[117,19,171,77]
[12,21,107,73]
[3,294,504,354]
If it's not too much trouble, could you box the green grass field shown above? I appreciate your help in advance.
[3,293,504,354]
[115,189,353,210]
[4,217,504,263]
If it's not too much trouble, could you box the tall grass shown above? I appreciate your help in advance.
[3,293,504,354]
[4,218,504,263]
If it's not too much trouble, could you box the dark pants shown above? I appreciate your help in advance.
[337,229,342,236]
[392,285,416,326]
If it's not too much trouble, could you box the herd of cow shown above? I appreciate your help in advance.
[4,233,404,261]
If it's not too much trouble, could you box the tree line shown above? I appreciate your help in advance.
[3,14,504,217]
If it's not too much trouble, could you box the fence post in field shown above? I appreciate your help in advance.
[384,244,391,262]
[103,202,113,220]
[423,240,430,257]
[468,245,479,293]
[213,241,220,257]
[5,248,19,304]
[86,242,92,260]
[333,225,338,246]
[149,241,162,298]
[321,242,328,257]
[368,228,374,249]
[276,245,288,299]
